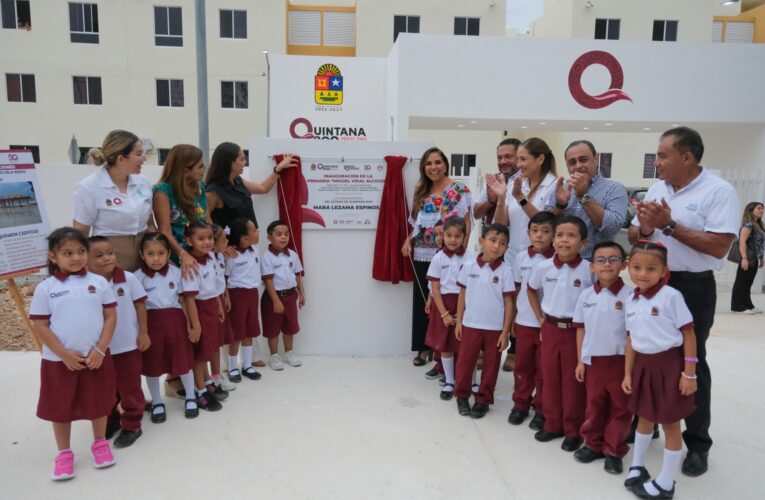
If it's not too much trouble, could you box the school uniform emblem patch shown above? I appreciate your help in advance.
[105,199,113,207]
[117,287,125,297]
[493,276,499,284]
[87,285,96,294]
[615,300,623,311]
[573,279,582,287]
[168,282,175,289]
[651,307,659,316]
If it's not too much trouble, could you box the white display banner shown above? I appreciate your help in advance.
[303,158,386,229]
[268,55,388,141]
[0,150,51,277]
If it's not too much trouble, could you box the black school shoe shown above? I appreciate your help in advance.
[631,480,675,499]
[113,429,142,448]
[507,409,528,425]
[196,392,222,412]
[205,382,229,401]
[528,412,545,431]
[425,367,441,380]
[105,419,121,440]
[681,451,708,477]
[624,466,651,489]
[227,369,242,383]
[242,367,262,380]
[184,399,199,419]
[534,429,564,442]
[440,383,455,401]
[457,397,472,416]
[471,403,490,419]
[561,436,584,452]
[574,446,605,463]
[150,403,166,424]
[604,456,623,474]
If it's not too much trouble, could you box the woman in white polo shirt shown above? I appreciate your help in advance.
[73,130,154,271]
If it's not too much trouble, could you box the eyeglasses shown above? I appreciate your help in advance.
[593,256,623,265]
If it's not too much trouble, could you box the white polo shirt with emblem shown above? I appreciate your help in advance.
[426,248,473,295]
[225,245,263,289]
[214,252,227,296]
[457,255,516,331]
[527,255,593,319]
[513,246,556,328]
[72,167,153,236]
[631,168,739,272]
[181,252,220,301]
[134,264,185,310]
[29,270,117,362]
[261,246,303,291]
[625,282,694,355]
[107,267,147,355]
[572,278,633,364]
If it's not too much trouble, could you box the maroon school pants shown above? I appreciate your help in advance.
[541,320,585,437]
[108,349,144,432]
[455,326,501,405]
[580,355,631,457]
[512,324,543,413]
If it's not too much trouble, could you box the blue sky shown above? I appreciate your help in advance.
[0,182,35,197]
[506,0,544,33]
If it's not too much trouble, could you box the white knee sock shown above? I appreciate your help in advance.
[179,371,195,399]
[472,367,478,386]
[628,431,653,479]
[146,376,162,404]
[654,449,682,491]
[228,355,239,372]
[442,356,455,385]
[241,345,253,368]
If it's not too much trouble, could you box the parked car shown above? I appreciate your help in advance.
[623,187,648,227]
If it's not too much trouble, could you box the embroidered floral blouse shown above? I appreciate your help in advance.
[153,181,208,256]
[410,181,472,262]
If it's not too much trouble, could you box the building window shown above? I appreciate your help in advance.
[220,9,246,39]
[221,81,247,109]
[156,79,184,107]
[242,149,249,166]
[6,73,35,102]
[69,2,99,43]
[595,18,620,40]
[158,148,170,165]
[9,144,39,162]
[393,15,419,42]
[77,146,93,164]
[450,154,476,177]
[154,6,182,46]
[653,20,678,42]
[643,154,658,179]
[454,17,479,36]
[73,76,102,105]
[597,153,613,178]
[1,0,31,29]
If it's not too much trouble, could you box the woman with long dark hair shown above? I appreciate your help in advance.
[731,201,764,314]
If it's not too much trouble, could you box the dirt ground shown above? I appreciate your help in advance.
[0,279,38,351]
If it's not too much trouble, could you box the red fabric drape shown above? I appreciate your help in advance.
[274,154,306,266]
[373,155,413,283]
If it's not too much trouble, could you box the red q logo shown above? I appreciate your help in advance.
[8,154,19,161]
[289,117,315,139]
[568,51,632,109]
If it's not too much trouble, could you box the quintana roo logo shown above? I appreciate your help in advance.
[315,63,343,105]
[569,51,632,109]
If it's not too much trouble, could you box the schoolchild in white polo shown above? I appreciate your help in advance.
[209,225,236,392]
[622,242,697,499]
[571,241,633,474]
[87,237,148,449]
[261,220,305,370]
[454,223,515,419]
[527,215,593,451]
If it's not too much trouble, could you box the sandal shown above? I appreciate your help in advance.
[150,403,166,424]
[412,350,432,367]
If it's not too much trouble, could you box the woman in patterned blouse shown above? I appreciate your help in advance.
[402,147,473,366]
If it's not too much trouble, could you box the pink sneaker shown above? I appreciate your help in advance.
[52,449,75,481]
[91,438,116,469]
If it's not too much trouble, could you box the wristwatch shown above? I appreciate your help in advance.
[578,193,593,205]
[518,198,528,207]
[662,220,677,236]
[555,201,568,210]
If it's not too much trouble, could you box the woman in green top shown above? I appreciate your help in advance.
[152,144,208,276]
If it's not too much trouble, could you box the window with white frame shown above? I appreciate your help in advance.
[1,0,31,29]
[597,153,613,178]
[221,81,247,109]
[77,146,93,164]
[595,18,620,40]
[454,17,479,36]
[393,15,419,42]
[158,148,170,165]
[73,76,102,105]
[156,79,184,107]
[6,73,35,102]
[652,20,678,42]
[69,2,99,43]
[220,9,246,39]
[643,154,658,179]
[450,154,476,177]
[154,6,182,46]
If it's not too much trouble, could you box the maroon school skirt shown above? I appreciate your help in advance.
[425,293,460,353]
[194,298,221,362]
[143,308,195,377]
[219,294,232,347]
[37,355,117,422]
[227,287,261,342]
[261,290,300,338]
[628,346,696,424]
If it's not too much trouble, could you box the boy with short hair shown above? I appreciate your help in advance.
[507,211,556,430]
[527,215,593,451]
[454,223,515,419]
[572,240,633,474]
